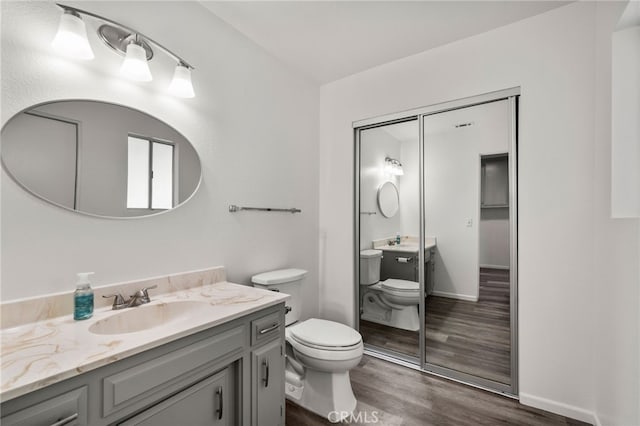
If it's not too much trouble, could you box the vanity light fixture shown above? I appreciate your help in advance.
[385,157,404,176]
[120,37,153,82]
[52,3,196,98]
[167,63,195,98]
[51,9,94,60]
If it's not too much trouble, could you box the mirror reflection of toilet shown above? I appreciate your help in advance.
[251,269,363,422]
[359,249,421,331]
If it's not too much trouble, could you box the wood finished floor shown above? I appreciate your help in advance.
[359,268,511,384]
[285,355,591,426]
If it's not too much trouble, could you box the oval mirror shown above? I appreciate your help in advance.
[1,100,201,218]
[377,181,399,218]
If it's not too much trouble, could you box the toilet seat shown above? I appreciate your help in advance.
[380,279,420,298]
[286,319,363,362]
[381,278,419,292]
[289,318,362,349]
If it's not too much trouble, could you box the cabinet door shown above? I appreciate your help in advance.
[381,251,417,282]
[119,369,231,426]
[252,339,284,426]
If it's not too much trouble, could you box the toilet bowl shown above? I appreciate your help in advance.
[252,269,363,422]
[360,250,421,331]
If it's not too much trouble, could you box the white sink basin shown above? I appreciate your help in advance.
[89,301,211,335]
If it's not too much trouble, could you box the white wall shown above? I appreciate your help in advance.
[319,2,639,424]
[424,100,510,301]
[479,208,510,268]
[611,19,640,218]
[399,137,419,238]
[1,1,320,323]
[593,3,640,425]
[358,126,402,249]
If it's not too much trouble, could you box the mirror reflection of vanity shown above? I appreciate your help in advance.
[1,100,202,218]
[373,236,436,294]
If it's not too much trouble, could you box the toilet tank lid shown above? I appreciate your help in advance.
[251,268,307,285]
[360,249,382,258]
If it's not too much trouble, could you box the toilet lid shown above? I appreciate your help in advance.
[360,249,382,259]
[289,318,362,349]
[381,279,419,292]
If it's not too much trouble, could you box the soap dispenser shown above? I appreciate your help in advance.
[74,272,94,320]
[396,232,401,245]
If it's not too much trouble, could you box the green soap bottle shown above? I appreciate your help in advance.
[74,272,94,320]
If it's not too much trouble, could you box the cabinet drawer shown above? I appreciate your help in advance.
[103,325,243,417]
[251,311,283,346]
[1,386,87,426]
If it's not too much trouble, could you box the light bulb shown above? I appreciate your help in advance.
[51,10,94,60]
[167,63,195,98]
[120,42,152,82]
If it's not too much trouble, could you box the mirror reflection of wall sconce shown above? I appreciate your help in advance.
[384,157,404,176]
[52,3,196,98]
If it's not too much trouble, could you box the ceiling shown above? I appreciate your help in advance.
[200,1,571,84]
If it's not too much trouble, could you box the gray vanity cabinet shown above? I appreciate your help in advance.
[250,310,285,426]
[1,303,286,426]
[252,339,284,426]
[118,368,232,426]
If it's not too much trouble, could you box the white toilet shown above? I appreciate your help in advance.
[251,269,363,422]
[359,249,421,331]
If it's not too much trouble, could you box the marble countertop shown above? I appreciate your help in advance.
[373,236,437,253]
[376,242,436,253]
[0,281,289,403]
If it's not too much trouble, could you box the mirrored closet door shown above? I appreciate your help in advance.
[357,118,421,361]
[355,89,518,396]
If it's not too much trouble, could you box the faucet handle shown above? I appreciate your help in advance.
[134,285,158,304]
[103,293,127,310]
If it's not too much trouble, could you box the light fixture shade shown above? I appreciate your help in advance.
[51,11,94,60]
[120,42,152,82]
[168,64,195,98]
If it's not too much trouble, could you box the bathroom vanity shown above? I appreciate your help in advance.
[0,268,287,426]
[374,237,436,293]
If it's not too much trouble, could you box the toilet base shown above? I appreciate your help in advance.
[285,366,357,423]
[361,300,420,331]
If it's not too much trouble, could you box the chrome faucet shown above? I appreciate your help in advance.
[103,285,158,310]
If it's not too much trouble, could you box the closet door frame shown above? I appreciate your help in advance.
[353,87,519,397]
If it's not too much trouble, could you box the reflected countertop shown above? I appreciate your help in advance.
[372,236,437,253]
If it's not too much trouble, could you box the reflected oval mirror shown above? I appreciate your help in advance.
[377,181,399,218]
[1,100,201,218]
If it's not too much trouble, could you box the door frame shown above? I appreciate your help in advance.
[353,87,519,397]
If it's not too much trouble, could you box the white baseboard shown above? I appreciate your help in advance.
[479,264,510,270]
[430,290,478,302]
[519,393,600,425]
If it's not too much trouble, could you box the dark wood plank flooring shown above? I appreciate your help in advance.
[286,355,590,425]
[359,268,511,384]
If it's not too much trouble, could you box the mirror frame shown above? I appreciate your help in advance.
[377,181,399,218]
[1,99,202,219]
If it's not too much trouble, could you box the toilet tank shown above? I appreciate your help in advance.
[360,250,382,285]
[251,268,307,326]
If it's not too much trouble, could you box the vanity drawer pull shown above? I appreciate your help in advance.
[259,323,280,335]
[215,387,223,420]
[262,359,270,388]
[50,413,78,426]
